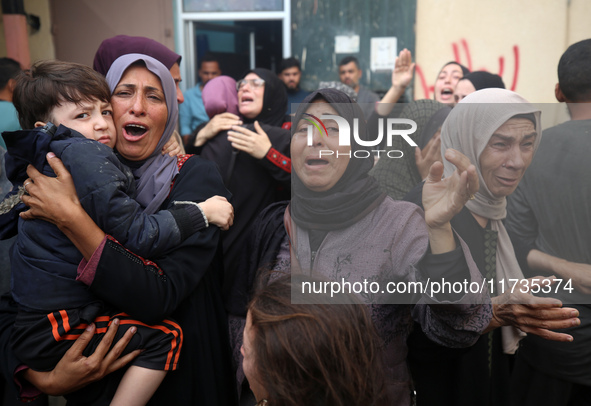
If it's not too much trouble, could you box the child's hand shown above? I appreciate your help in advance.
[162,135,183,157]
[199,196,234,230]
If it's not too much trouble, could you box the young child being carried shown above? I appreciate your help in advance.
[0,60,233,405]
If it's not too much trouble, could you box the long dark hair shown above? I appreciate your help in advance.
[247,275,389,406]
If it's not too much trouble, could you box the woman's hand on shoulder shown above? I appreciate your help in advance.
[162,134,183,157]
[195,113,242,147]
[422,148,478,228]
[22,319,140,396]
[227,121,272,159]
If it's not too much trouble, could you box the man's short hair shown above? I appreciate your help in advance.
[199,53,220,69]
[558,39,591,102]
[278,57,301,74]
[0,57,22,90]
[13,60,111,129]
[338,56,360,69]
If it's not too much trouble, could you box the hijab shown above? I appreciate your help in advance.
[290,88,385,230]
[460,71,505,91]
[441,88,542,353]
[370,99,450,200]
[94,35,181,75]
[244,68,288,127]
[202,75,239,118]
[106,54,179,215]
[318,81,358,101]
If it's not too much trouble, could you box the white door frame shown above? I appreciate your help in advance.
[174,0,291,89]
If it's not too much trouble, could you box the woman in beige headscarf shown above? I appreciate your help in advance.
[404,88,580,406]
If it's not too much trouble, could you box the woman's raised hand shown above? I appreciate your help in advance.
[422,148,479,229]
[227,121,272,159]
[391,48,415,91]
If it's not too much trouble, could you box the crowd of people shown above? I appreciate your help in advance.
[0,32,589,406]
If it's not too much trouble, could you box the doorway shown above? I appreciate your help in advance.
[192,20,283,81]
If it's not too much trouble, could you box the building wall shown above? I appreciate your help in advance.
[49,0,175,67]
[0,0,55,64]
[415,0,591,105]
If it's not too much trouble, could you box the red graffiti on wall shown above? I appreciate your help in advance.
[415,39,520,99]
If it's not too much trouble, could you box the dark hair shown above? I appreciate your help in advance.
[557,39,591,102]
[247,275,389,406]
[278,57,301,74]
[199,53,220,70]
[338,56,360,69]
[0,57,22,90]
[12,60,111,129]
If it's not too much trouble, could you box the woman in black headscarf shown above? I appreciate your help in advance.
[199,68,292,301]
[233,88,491,406]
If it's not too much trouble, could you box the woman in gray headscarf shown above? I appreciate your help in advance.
[405,88,579,406]
[10,54,236,405]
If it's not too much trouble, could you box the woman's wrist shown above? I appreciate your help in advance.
[426,223,456,254]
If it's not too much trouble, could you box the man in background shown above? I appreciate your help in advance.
[180,54,222,142]
[506,38,591,406]
[338,55,379,119]
[0,58,22,148]
[277,57,309,115]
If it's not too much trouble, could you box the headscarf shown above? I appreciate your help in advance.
[370,99,450,200]
[290,88,385,230]
[243,68,288,127]
[94,35,182,75]
[318,81,358,101]
[460,71,505,91]
[202,75,239,118]
[441,88,542,353]
[106,54,179,215]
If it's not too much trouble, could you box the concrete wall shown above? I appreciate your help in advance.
[414,0,591,105]
[49,0,175,67]
[0,0,55,64]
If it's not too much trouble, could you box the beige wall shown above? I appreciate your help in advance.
[49,0,175,67]
[1,0,174,66]
[0,0,55,64]
[415,0,591,106]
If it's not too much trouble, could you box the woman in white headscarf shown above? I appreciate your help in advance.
[405,88,580,406]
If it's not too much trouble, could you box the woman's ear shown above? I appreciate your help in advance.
[555,83,567,103]
[34,121,47,128]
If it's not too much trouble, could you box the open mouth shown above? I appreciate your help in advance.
[124,124,147,137]
[241,95,254,103]
[306,158,329,166]
[441,88,453,97]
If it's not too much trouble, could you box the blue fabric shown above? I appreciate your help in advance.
[1,125,183,312]
[286,88,310,115]
[179,84,209,136]
[0,101,21,149]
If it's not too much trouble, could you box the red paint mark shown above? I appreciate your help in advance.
[461,39,472,71]
[510,45,520,91]
[452,43,460,65]
[414,64,431,99]
[414,40,521,100]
